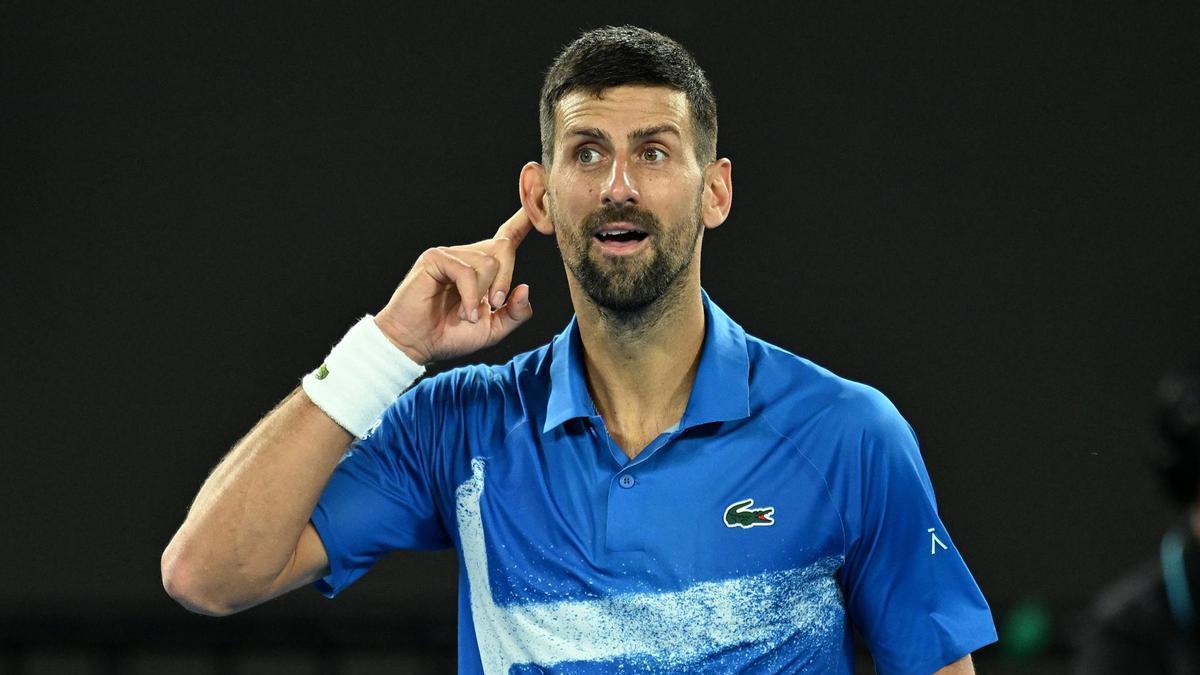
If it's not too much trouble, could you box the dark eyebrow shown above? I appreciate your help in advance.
[563,124,682,144]
[628,124,681,142]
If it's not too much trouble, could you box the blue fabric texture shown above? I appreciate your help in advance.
[309,289,997,674]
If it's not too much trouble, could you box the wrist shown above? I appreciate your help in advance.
[372,315,432,366]
[301,315,426,439]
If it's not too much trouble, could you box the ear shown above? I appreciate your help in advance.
[519,162,554,235]
[701,158,733,230]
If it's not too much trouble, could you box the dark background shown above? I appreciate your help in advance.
[3,2,1198,672]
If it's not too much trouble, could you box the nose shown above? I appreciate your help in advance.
[600,157,640,207]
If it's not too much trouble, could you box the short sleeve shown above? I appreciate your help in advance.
[839,403,997,674]
[309,377,453,598]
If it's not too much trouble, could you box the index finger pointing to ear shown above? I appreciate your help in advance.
[493,207,534,249]
[486,208,533,310]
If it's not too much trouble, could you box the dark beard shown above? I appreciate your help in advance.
[556,199,703,324]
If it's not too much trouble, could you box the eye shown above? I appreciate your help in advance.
[641,147,667,162]
[576,147,602,164]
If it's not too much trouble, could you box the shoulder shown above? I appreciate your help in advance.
[391,341,553,431]
[741,334,930,537]
[745,334,912,444]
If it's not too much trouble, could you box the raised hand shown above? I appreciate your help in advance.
[373,208,536,365]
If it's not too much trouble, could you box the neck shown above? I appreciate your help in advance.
[568,272,706,459]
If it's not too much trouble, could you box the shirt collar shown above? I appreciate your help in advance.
[542,288,751,433]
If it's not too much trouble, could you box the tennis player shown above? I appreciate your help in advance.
[163,25,996,673]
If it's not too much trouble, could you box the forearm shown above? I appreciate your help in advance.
[161,210,534,615]
[161,385,351,614]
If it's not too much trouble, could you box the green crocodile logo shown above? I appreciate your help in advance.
[724,499,775,528]
[315,363,330,380]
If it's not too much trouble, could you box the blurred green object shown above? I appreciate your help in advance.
[1002,598,1052,660]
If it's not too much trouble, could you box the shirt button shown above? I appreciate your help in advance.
[618,474,636,489]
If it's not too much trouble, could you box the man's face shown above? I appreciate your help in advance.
[545,85,707,313]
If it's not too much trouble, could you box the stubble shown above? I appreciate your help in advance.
[549,192,704,331]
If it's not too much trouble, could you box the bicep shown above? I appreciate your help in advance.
[260,522,331,603]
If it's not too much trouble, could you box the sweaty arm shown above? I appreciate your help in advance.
[161,208,535,616]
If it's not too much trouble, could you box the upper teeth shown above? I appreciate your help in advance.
[600,230,636,235]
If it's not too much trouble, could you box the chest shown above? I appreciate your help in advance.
[454,417,847,606]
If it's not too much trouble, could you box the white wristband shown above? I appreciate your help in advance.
[301,315,426,439]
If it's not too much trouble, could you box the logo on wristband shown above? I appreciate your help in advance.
[316,363,330,380]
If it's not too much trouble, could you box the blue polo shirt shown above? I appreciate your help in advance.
[310,290,997,674]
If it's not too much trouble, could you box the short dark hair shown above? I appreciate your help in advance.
[539,25,718,166]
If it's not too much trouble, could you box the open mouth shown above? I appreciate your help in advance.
[593,228,649,244]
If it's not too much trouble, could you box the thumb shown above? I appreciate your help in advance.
[488,284,533,342]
